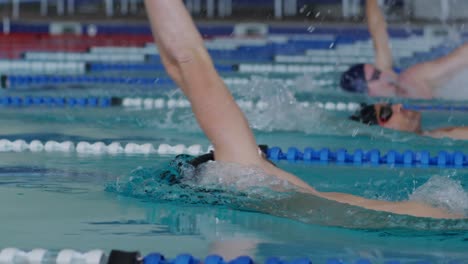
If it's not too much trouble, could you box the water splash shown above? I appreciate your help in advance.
[230,76,344,134]
[410,175,468,216]
[107,155,293,207]
[188,162,296,196]
[228,76,432,142]
[107,159,468,230]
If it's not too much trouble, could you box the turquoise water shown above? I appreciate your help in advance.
[0,86,467,262]
[1,28,468,262]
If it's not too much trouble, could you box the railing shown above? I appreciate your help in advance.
[4,0,467,22]
[0,0,406,20]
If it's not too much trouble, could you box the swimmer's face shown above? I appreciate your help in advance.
[375,103,421,133]
[364,64,398,97]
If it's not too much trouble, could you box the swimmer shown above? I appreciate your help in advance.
[350,103,468,140]
[144,0,463,219]
[340,0,468,99]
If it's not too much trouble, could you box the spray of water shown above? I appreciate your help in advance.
[410,175,468,216]
[230,76,352,134]
[107,159,468,230]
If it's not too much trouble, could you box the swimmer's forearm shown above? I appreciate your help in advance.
[144,0,206,80]
[317,191,458,219]
[366,0,387,39]
[144,0,261,164]
[366,0,393,71]
[412,43,468,88]
[425,126,468,140]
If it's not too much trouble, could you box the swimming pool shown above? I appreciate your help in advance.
[0,22,467,263]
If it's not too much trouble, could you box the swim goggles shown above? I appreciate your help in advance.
[378,104,393,123]
[368,68,381,82]
[349,103,393,125]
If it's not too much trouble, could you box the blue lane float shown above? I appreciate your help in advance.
[1,75,175,89]
[0,138,465,170]
[403,104,468,112]
[0,96,119,107]
[1,95,468,116]
[267,147,467,168]
[0,96,187,109]
[143,252,351,264]
[145,42,351,61]
[1,136,465,168]
[0,248,454,264]
[140,252,442,264]
[88,62,235,72]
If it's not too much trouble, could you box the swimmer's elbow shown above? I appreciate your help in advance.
[170,50,196,65]
[161,49,197,82]
[162,47,214,87]
[166,45,209,67]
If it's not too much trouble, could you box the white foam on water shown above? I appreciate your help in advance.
[187,161,295,195]
[230,76,336,133]
[410,175,468,216]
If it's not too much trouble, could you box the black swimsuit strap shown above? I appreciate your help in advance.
[188,152,214,167]
[159,145,273,186]
[188,144,272,168]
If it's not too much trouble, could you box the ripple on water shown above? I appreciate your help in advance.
[410,175,468,216]
[107,156,468,230]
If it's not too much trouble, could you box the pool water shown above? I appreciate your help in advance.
[0,152,467,262]
[0,91,467,262]
[0,24,468,263]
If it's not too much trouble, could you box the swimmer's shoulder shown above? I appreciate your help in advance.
[397,69,434,98]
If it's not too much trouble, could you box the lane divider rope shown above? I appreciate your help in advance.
[1,75,174,89]
[0,60,86,75]
[267,147,467,168]
[0,139,465,168]
[1,75,333,89]
[237,63,349,73]
[88,63,235,72]
[0,248,105,264]
[0,248,447,264]
[0,96,360,111]
[22,52,147,63]
[0,139,206,155]
[0,96,466,112]
[275,55,372,64]
[402,104,468,111]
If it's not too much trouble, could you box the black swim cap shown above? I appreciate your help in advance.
[188,145,272,167]
[340,64,368,93]
[159,145,274,186]
[349,103,378,125]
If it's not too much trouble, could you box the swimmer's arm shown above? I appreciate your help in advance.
[424,126,468,140]
[144,0,266,165]
[366,0,394,72]
[404,43,468,88]
[144,0,317,191]
[313,191,459,219]
[260,164,456,219]
[144,1,461,220]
